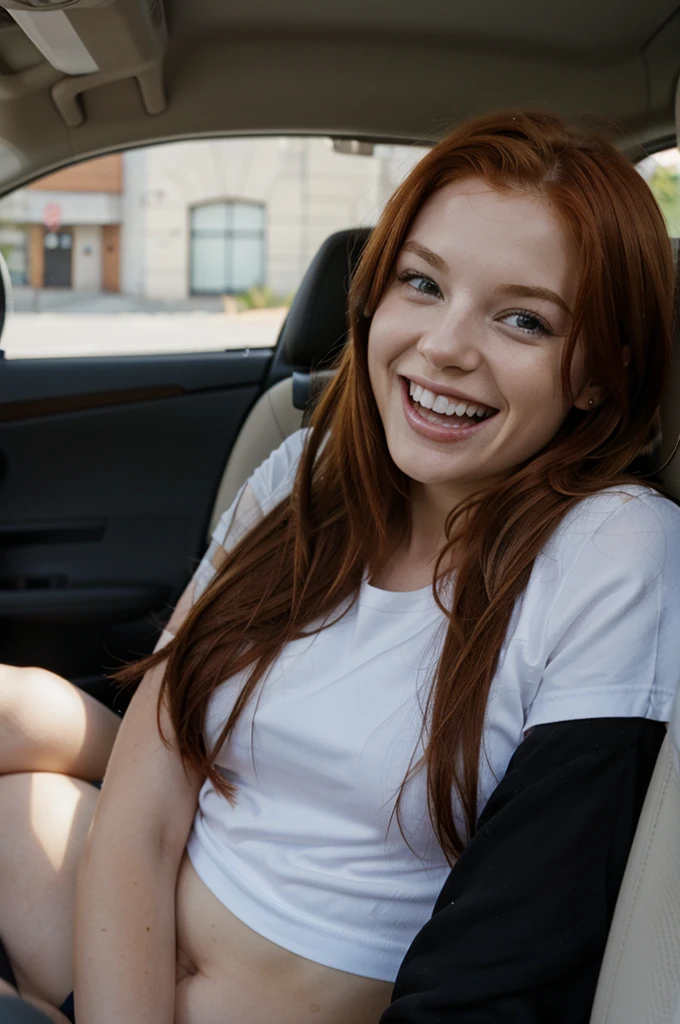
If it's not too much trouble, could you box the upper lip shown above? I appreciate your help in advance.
[402,374,498,411]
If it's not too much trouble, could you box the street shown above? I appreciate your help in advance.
[1,290,288,358]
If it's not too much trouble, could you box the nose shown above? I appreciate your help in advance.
[415,307,483,373]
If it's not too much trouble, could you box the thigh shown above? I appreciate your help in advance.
[0,772,98,1009]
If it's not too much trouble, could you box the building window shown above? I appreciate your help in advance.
[190,200,265,295]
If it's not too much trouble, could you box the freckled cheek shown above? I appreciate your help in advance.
[499,366,569,437]
[367,315,410,387]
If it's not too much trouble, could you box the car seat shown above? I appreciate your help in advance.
[589,237,680,1023]
[207,227,370,534]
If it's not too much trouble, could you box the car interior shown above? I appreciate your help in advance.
[2,0,680,1021]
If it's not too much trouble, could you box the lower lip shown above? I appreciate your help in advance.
[400,378,497,443]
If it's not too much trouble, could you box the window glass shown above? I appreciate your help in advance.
[192,202,231,232]
[0,137,429,359]
[190,200,265,295]
[231,237,264,293]
[233,203,265,232]
[190,235,228,295]
[638,147,680,235]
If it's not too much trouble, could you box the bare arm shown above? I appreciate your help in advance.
[74,584,203,1024]
[74,482,264,1024]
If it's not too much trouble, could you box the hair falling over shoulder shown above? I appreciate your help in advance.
[115,110,674,863]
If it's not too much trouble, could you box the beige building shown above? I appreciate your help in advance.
[0,137,425,301]
[0,154,122,291]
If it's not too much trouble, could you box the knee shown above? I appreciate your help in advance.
[0,664,29,689]
[0,666,81,751]
[0,664,51,693]
[0,665,28,721]
[0,665,53,720]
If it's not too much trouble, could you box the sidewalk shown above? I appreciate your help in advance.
[11,287,226,315]
[2,289,288,358]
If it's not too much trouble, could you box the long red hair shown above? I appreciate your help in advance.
[117,111,673,862]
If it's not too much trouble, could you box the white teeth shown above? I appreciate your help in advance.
[419,408,467,427]
[406,379,495,420]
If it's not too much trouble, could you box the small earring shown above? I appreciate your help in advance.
[588,398,594,407]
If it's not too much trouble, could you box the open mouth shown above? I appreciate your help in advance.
[400,377,499,441]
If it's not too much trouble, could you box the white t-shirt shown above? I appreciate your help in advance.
[185,428,680,982]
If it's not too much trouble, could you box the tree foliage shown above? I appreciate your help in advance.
[648,165,680,236]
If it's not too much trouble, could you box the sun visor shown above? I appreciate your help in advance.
[0,0,166,126]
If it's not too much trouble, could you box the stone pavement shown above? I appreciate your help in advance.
[1,290,288,358]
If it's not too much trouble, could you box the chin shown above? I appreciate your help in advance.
[386,442,466,487]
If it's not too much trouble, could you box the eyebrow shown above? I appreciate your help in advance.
[496,284,572,317]
[401,241,448,272]
[401,241,572,316]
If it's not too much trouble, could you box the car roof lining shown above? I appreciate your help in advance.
[0,0,678,192]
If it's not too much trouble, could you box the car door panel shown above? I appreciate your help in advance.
[0,350,271,707]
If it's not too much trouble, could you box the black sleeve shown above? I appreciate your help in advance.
[380,717,665,1024]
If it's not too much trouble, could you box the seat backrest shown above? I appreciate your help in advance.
[208,376,302,534]
[208,227,370,534]
[589,238,680,1024]
[589,696,680,1023]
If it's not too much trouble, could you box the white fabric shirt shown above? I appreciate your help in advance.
[185,428,680,982]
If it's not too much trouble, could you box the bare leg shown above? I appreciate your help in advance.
[0,771,98,1009]
[0,666,121,781]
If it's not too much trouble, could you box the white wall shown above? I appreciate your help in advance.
[120,148,147,297]
[72,225,102,291]
[0,189,121,226]
[120,137,429,301]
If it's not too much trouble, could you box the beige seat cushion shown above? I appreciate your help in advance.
[208,377,303,536]
[589,695,680,1023]
[589,239,680,1024]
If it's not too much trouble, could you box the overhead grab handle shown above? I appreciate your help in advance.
[1,0,167,127]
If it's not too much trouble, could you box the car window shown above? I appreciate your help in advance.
[637,146,680,236]
[0,137,429,360]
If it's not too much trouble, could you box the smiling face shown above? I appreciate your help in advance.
[367,177,596,506]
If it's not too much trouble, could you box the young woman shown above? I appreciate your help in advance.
[0,109,678,1024]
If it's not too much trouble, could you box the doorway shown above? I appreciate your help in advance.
[43,229,73,287]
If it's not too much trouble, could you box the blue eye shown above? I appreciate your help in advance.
[397,271,442,298]
[501,311,552,337]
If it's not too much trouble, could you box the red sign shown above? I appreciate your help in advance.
[43,202,62,231]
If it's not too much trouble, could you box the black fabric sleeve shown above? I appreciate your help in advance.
[380,717,666,1024]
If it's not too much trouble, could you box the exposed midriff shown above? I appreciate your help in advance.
[173,850,394,1024]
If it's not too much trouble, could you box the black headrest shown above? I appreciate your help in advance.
[279,227,371,368]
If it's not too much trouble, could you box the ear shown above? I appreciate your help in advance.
[573,348,629,411]
[573,383,607,411]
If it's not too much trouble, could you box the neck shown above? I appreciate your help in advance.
[406,481,466,556]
